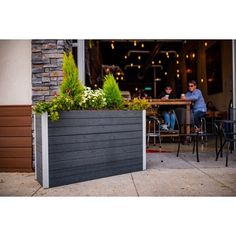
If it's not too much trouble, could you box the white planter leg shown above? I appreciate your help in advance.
[142,110,146,170]
[42,112,49,188]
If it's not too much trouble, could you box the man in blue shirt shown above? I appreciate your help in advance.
[185,80,207,132]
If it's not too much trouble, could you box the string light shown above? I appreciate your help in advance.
[186,54,189,58]
[158,60,161,64]
[124,55,127,59]
[131,63,133,67]
[177,74,180,78]
[204,42,208,47]
[164,72,167,75]
[176,60,179,64]
[152,61,155,65]
[138,56,141,60]
[111,41,115,49]
[176,54,179,58]
[141,43,144,48]
[134,41,137,46]
[177,69,180,73]
[192,53,195,58]
[138,65,141,69]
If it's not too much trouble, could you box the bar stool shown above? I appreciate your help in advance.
[200,117,207,143]
[146,116,161,148]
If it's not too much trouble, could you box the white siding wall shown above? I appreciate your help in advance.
[0,40,32,105]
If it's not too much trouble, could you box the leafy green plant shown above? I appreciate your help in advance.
[127,98,151,110]
[33,95,75,121]
[103,73,124,109]
[60,52,84,102]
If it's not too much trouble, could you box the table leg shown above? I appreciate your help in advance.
[186,104,191,134]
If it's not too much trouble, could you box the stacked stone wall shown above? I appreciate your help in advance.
[32,40,72,103]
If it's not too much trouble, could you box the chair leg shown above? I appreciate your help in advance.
[158,136,162,148]
[196,134,199,162]
[192,138,195,154]
[216,140,226,161]
[147,136,150,147]
[177,136,181,157]
[226,142,229,167]
[215,134,218,157]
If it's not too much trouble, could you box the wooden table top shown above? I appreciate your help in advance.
[147,99,192,106]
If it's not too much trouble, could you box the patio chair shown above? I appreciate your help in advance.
[146,116,161,148]
[216,108,236,166]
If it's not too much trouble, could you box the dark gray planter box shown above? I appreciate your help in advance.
[34,110,146,188]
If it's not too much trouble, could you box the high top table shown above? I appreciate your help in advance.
[147,99,192,134]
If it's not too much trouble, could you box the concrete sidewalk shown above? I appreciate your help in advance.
[1,148,236,196]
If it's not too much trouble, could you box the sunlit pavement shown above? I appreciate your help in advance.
[1,138,236,196]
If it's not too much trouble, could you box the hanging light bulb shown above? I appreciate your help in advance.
[124,55,127,59]
[176,60,179,64]
[134,40,137,46]
[152,60,155,65]
[186,54,189,58]
[192,53,195,58]
[138,56,141,60]
[111,43,115,49]
[138,65,141,69]
[177,69,180,73]
[131,63,133,67]
[204,42,208,47]
[158,60,161,64]
[141,43,144,48]
[164,72,167,75]
[176,54,179,58]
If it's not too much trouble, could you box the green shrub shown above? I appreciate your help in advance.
[33,95,75,121]
[103,73,124,109]
[60,52,84,102]
[127,98,150,110]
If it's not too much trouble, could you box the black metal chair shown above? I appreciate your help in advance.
[146,116,161,148]
[215,108,236,166]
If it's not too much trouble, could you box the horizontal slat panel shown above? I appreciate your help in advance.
[49,138,142,154]
[0,106,32,117]
[0,116,32,127]
[0,157,32,170]
[49,144,142,162]
[0,127,32,137]
[49,151,142,171]
[48,131,142,145]
[57,110,142,119]
[48,124,141,136]
[48,117,141,127]
[0,137,32,147]
[49,158,142,187]
[0,147,32,158]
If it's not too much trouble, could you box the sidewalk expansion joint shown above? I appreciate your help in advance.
[31,185,42,196]
[131,173,139,196]
[180,157,236,194]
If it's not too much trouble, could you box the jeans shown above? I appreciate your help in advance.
[163,111,176,130]
[193,111,206,128]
